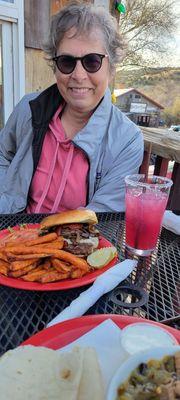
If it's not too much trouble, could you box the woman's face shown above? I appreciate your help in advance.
[55,28,112,115]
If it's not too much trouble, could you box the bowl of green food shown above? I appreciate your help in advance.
[107,345,180,400]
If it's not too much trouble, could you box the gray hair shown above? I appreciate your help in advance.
[43,1,125,71]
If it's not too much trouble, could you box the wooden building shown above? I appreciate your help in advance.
[114,88,164,127]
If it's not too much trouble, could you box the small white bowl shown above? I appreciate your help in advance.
[120,322,178,356]
[107,345,180,400]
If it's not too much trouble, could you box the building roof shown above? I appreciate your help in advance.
[114,88,164,109]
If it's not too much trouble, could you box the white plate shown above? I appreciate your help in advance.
[107,345,180,400]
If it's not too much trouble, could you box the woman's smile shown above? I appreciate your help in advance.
[68,87,93,97]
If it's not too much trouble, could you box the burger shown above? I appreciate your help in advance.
[40,209,99,257]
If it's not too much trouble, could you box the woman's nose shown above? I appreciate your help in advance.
[71,60,87,80]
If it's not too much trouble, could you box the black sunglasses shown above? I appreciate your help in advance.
[52,53,108,74]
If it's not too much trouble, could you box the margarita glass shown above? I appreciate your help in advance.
[125,174,173,256]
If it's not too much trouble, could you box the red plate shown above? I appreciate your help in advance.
[0,224,118,291]
[23,314,180,348]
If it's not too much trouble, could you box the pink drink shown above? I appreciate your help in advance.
[125,175,173,256]
[126,191,168,251]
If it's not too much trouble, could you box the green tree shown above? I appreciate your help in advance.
[118,0,179,68]
[163,97,180,126]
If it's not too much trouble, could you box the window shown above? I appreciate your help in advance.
[135,94,141,99]
[0,0,25,125]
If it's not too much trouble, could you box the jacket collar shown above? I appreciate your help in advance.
[73,88,112,158]
[29,84,63,128]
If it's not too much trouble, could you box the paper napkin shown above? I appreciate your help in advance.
[58,319,128,392]
[47,259,137,327]
[162,210,180,235]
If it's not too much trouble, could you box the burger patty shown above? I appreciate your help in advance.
[56,223,99,257]
[63,242,97,256]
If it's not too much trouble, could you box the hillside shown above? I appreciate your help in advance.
[115,67,180,109]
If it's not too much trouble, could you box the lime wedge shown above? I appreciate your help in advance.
[87,246,117,269]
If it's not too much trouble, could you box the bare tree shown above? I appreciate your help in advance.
[117,0,179,68]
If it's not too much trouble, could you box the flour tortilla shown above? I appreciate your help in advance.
[0,345,104,400]
[75,347,104,400]
[0,345,83,400]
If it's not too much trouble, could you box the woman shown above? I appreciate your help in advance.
[0,1,143,213]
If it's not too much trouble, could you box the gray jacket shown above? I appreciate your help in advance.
[0,85,144,213]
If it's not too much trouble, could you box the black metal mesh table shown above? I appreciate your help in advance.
[0,213,179,355]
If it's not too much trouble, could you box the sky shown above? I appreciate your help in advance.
[122,0,180,68]
[160,1,180,67]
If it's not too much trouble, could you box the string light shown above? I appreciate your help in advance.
[111,92,117,104]
[115,1,126,14]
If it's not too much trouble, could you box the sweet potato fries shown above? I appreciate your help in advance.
[0,229,90,283]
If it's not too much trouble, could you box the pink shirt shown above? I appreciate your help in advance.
[27,106,89,213]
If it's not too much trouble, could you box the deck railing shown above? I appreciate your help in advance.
[139,127,180,212]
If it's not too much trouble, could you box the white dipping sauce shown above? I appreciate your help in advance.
[121,323,178,355]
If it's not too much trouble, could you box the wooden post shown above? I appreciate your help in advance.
[139,144,152,176]
[168,162,180,212]
[154,156,169,177]
[24,0,50,49]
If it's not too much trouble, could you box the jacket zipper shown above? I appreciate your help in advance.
[71,140,90,205]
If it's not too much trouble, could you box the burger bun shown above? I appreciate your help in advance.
[40,209,98,230]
